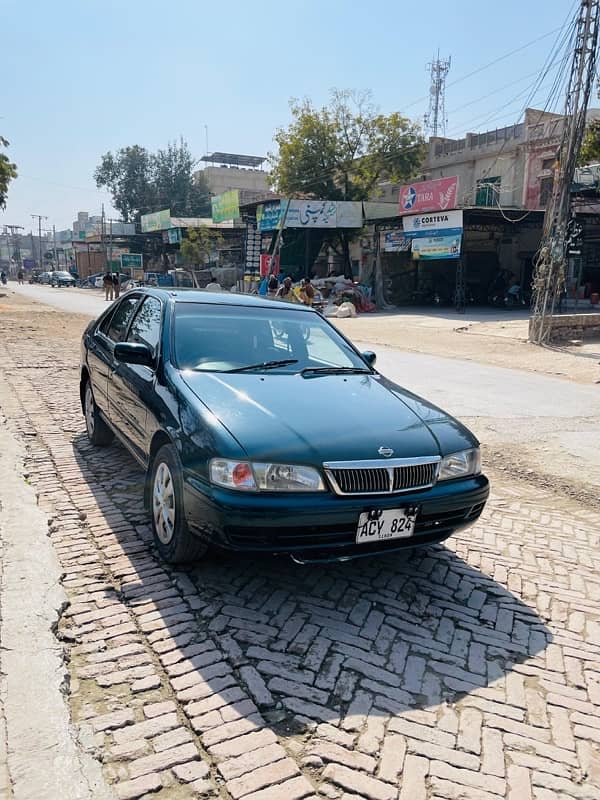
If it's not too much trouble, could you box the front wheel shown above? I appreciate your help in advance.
[150,444,207,563]
[84,380,114,446]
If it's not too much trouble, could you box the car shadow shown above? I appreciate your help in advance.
[70,431,552,736]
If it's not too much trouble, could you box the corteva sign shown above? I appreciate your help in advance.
[402,209,463,238]
[398,176,459,215]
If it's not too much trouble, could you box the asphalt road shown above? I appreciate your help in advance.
[9,282,598,423]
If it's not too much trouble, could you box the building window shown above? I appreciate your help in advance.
[539,176,554,207]
[476,176,501,207]
[541,157,555,171]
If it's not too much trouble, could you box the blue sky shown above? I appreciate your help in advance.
[1,0,575,231]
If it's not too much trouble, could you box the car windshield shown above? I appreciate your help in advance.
[173,303,370,374]
[55,272,72,278]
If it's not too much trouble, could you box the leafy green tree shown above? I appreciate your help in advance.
[271,90,425,200]
[270,90,425,275]
[153,138,210,217]
[0,136,18,210]
[578,119,600,166]
[94,145,154,222]
[94,139,210,223]
[180,227,224,268]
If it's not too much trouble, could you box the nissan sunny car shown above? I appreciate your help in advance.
[80,289,489,563]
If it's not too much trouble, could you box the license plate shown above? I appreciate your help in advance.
[356,508,417,544]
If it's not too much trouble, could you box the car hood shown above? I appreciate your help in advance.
[181,371,471,464]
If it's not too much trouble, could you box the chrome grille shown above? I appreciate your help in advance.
[324,458,440,496]
[330,468,390,494]
[393,462,437,492]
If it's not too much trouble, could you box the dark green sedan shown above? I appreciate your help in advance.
[80,289,489,563]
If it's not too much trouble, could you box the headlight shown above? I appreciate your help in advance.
[209,459,325,492]
[438,448,481,481]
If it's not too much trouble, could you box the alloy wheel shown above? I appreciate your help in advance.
[153,462,176,544]
[84,384,95,437]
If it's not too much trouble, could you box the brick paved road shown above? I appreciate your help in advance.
[1,318,600,800]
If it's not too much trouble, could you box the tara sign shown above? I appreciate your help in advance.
[398,176,459,215]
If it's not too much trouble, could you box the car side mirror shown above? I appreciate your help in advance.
[362,350,377,367]
[114,342,154,367]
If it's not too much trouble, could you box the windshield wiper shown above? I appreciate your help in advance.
[225,359,299,373]
[301,366,372,376]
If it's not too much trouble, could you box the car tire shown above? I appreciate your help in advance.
[83,380,114,446]
[150,444,208,564]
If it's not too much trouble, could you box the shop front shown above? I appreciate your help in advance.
[375,208,544,307]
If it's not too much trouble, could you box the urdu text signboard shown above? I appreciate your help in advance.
[211,190,240,223]
[285,200,337,227]
[141,209,171,233]
[257,201,284,231]
[402,210,463,239]
[398,176,459,215]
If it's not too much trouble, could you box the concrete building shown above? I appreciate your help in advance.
[195,152,272,206]
[72,211,135,240]
[380,107,600,212]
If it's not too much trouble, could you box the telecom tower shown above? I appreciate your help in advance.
[530,0,600,344]
[424,52,451,137]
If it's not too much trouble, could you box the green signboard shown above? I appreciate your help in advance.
[120,253,143,269]
[141,208,171,232]
[211,190,240,223]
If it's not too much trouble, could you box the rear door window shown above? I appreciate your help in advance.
[126,297,162,357]
[103,295,141,342]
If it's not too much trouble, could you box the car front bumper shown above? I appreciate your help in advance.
[182,473,490,562]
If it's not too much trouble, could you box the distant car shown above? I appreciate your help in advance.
[80,289,489,564]
[50,270,76,287]
[38,271,53,284]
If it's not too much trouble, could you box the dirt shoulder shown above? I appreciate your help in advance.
[334,311,600,385]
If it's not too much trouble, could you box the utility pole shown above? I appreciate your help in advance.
[424,51,451,137]
[101,203,108,272]
[530,0,600,344]
[109,217,113,273]
[3,225,24,273]
[31,214,48,271]
[52,225,58,268]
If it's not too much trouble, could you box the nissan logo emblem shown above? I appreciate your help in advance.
[378,446,394,458]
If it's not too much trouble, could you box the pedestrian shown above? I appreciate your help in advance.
[17,269,24,285]
[103,271,114,301]
[299,277,315,306]
[0,270,7,286]
[112,271,120,299]
[267,271,279,298]
[276,276,293,300]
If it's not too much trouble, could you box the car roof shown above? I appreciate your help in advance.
[142,287,315,313]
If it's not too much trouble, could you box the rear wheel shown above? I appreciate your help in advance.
[150,444,207,563]
[84,380,114,446]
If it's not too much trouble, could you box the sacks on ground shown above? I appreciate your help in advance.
[336,301,357,318]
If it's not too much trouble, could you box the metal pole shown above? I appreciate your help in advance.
[109,218,113,272]
[53,225,58,268]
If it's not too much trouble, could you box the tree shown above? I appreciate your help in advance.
[153,139,210,217]
[180,227,224,269]
[94,139,210,223]
[270,90,425,276]
[0,136,17,210]
[271,90,425,201]
[94,145,154,222]
[578,119,600,165]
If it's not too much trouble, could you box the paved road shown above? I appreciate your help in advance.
[1,288,599,800]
